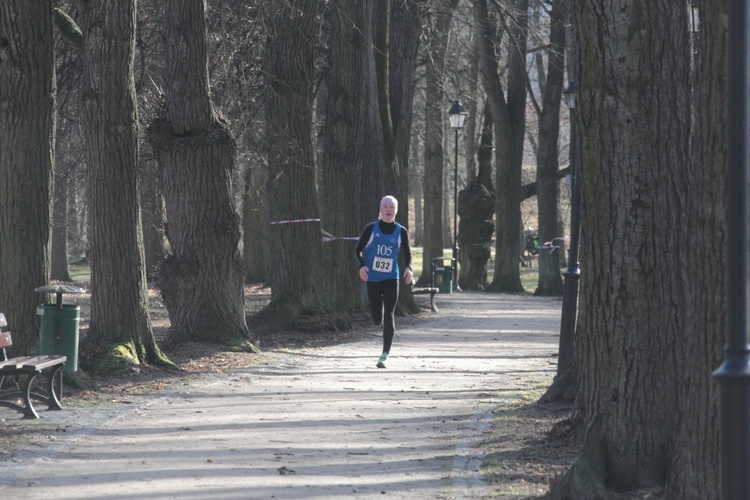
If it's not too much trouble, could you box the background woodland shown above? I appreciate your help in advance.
[0,0,732,498]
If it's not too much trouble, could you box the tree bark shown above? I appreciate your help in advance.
[0,1,55,355]
[263,0,327,323]
[419,0,458,286]
[139,157,167,282]
[149,0,249,345]
[389,0,423,314]
[322,0,399,312]
[50,167,72,282]
[666,2,725,497]
[554,0,692,494]
[242,163,268,283]
[78,0,168,372]
[533,0,565,297]
[477,0,528,293]
[321,0,367,312]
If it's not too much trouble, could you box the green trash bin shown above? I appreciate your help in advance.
[35,285,85,372]
[38,304,80,372]
[432,258,453,294]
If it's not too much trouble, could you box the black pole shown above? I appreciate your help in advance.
[713,1,750,498]
[557,97,581,377]
[453,127,460,291]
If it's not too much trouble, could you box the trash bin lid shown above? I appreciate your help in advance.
[35,284,86,306]
[34,284,86,294]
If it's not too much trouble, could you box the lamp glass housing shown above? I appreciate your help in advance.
[563,82,577,109]
[690,0,700,34]
[448,100,467,129]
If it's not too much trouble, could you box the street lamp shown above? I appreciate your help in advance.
[448,100,467,292]
[690,0,700,34]
[557,81,581,377]
[713,1,750,498]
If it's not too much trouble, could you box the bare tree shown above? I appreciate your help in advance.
[262,0,327,323]
[78,0,170,372]
[321,0,399,312]
[553,1,692,495]
[477,0,529,293]
[418,0,459,286]
[148,0,250,345]
[0,2,55,354]
[667,1,725,496]
[529,0,565,296]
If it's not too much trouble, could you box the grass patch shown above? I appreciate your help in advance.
[69,263,91,282]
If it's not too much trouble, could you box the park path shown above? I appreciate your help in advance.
[0,291,561,499]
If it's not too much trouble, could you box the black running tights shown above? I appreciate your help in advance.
[367,279,399,354]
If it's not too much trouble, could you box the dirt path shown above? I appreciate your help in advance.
[0,291,561,499]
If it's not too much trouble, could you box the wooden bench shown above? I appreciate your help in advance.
[0,313,66,419]
[412,285,439,312]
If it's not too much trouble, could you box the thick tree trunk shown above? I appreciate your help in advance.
[358,0,398,224]
[0,1,55,355]
[457,183,494,290]
[389,0,422,314]
[149,0,249,345]
[533,1,565,297]
[666,2,725,497]
[458,104,495,290]
[477,0,527,293]
[322,0,367,312]
[263,0,327,323]
[0,0,55,354]
[79,0,167,371]
[419,0,458,286]
[554,1,692,495]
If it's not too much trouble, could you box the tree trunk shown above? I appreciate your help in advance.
[79,0,168,372]
[50,168,72,282]
[477,0,527,293]
[263,0,327,323]
[321,0,367,312]
[358,0,398,225]
[0,1,55,355]
[139,157,167,282]
[389,0,423,314]
[419,0,458,286]
[149,0,249,345]
[457,183,494,290]
[533,0,565,297]
[322,0,399,312]
[554,0,692,494]
[666,2,725,497]
[458,103,494,291]
[242,163,268,283]
[412,150,424,246]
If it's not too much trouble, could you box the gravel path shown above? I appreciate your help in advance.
[0,291,561,499]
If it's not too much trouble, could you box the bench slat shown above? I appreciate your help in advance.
[22,356,66,371]
[0,356,38,372]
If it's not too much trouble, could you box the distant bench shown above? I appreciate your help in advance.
[0,313,66,419]
[411,285,439,313]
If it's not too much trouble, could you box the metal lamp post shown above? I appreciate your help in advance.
[448,100,467,291]
[713,1,750,498]
[557,82,581,377]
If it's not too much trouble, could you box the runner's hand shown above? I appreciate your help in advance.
[404,268,413,285]
[359,266,369,282]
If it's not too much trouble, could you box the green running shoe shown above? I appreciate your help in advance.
[376,352,389,368]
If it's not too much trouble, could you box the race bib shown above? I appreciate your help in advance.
[372,256,393,273]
